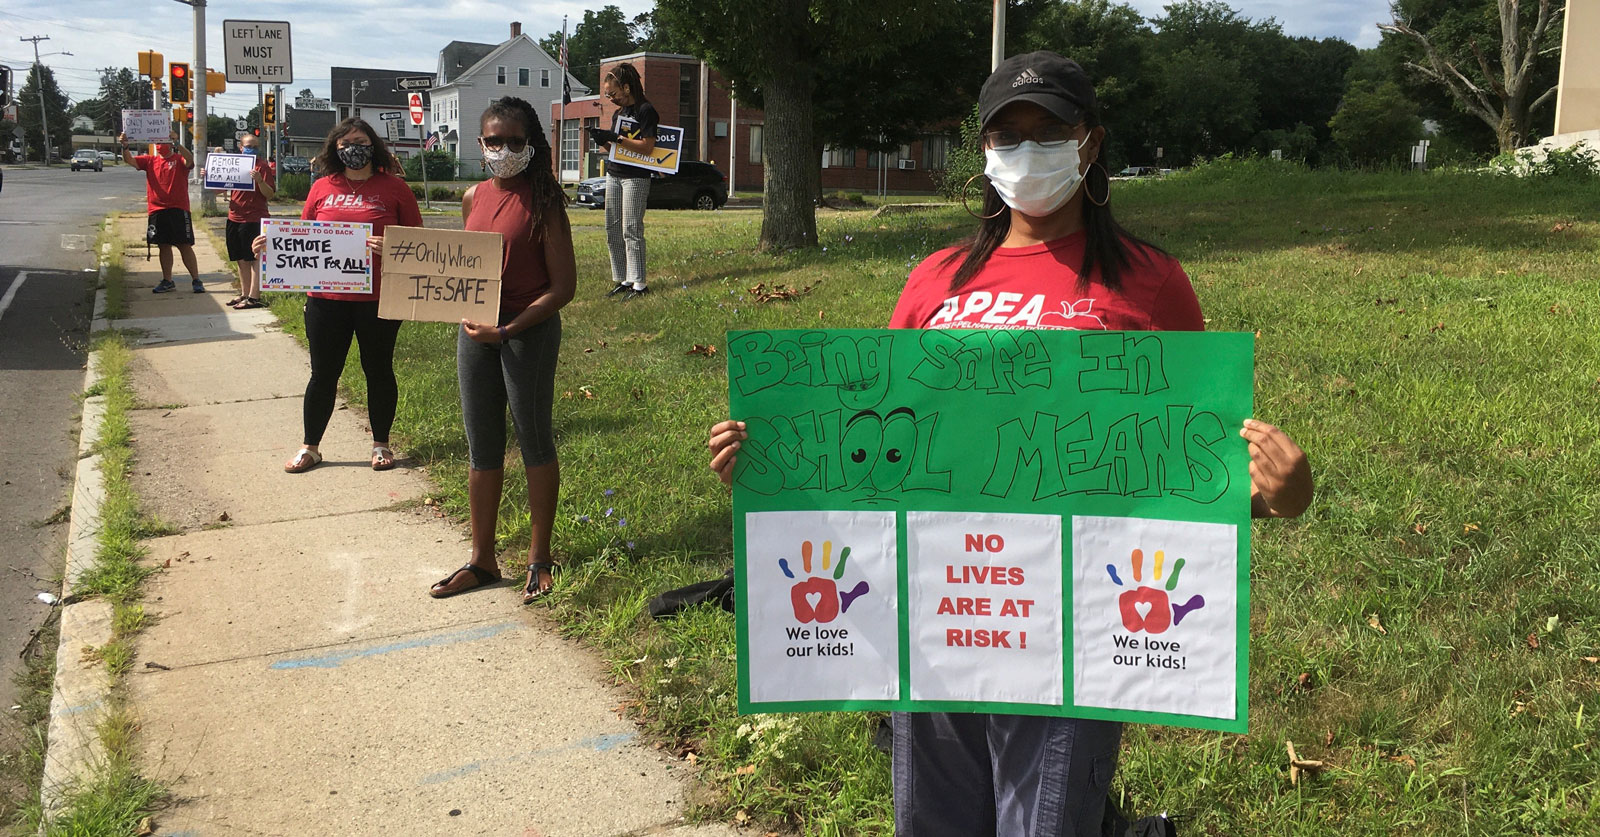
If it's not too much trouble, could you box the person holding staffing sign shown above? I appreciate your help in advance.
[707,52,1313,836]
[120,127,203,294]
[253,118,421,473]
[224,133,275,310]
[586,63,657,299]
[428,97,576,603]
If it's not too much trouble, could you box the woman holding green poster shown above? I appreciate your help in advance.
[707,52,1312,835]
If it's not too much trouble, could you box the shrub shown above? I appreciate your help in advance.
[1488,141,1600,178]
[934,104,983,201]
[404,150,458,182]
[430,186,456,201]
[278,173,312,201]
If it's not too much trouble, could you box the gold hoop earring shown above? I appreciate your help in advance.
[1086,163,1110,207]
[961,173,1006,220]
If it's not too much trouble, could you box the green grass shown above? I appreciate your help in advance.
[8,231,166,834]
[266,162,1600,835]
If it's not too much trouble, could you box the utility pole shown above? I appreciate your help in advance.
[991,0,1006,71]
[21,35,53,164]
[172,0,212,210]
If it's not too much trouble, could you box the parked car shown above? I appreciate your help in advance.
[575,161,729,211]
[98,150,117,162]
[279,155,312,175]
[1116,166,1155,177]
[70,150,104,172]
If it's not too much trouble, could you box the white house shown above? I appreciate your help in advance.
[430,21,588,175]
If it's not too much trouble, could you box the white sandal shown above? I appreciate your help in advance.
[285,448,322,473]
[371,445,396,471]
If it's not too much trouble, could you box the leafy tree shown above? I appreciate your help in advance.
[540,6,636,92]
[629,10,698,54]
[1379,0,1564,152]
[18,64,71,161]
[92,67,149,134]
[206,114,236,148]
[1151,41,1258,163]
[657,0,964,250]
[1329,80,1423,165]
[1021,0,1157,167]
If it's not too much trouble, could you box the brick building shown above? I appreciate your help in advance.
[547,52,954,193]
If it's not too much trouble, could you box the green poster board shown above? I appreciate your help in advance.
[728,329,1255,733]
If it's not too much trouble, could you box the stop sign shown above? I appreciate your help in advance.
[409,92,423,125]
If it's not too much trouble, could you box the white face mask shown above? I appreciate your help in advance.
[983,140,1085,217]
[482,144,532,178]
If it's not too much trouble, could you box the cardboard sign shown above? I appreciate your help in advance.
[730,329,1255,733]
[376,226,503,323]
[122,110,170,144]
[607,117,684,175]
[204,153,257,191]
[260,219,372,294]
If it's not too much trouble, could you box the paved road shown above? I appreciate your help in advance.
[0,164,145,715]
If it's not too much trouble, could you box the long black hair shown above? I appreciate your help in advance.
[318,117,396,176]
[944,106,1163,293]
[603,62,648,105]
[480,96,567,239]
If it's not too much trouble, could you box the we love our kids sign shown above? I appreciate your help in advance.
[728,329,1254,732]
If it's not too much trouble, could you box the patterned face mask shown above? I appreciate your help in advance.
[336,144,373,170]
[482,144,532,178]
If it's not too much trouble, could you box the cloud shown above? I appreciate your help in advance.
[1,0,652,111]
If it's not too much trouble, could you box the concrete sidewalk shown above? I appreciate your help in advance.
[108,216,734,836]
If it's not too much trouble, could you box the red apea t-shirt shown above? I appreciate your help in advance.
[227,160,276,223]
[465,177,554,318]
[301,172,422,302]
[888,231,1203,332]
[134,152,192,212]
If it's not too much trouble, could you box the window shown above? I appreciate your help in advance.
[826,146,855,168]
[497,66,506,85]
[519,68,530,86]
[339,106,349,121]
[867,149,883,168]
[541,69,550,88]
[678,63,700,161]
[561,119,580,174]
[922,135,950,170]
[748,125,763,164]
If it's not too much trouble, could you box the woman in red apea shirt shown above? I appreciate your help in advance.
[708,52,1313,835]
[428,97,576,603]
[255,118,421,473]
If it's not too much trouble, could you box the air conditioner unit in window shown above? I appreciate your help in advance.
[897,159,916,170]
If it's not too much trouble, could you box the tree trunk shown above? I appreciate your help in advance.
[759,68,818,251]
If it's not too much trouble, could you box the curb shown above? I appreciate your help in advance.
[37,228,117,820]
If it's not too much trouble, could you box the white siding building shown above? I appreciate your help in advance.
[431,22,588,176]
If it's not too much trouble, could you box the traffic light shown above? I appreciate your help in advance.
[174,106,191,125]
[138,51,164,78]
[263,92,276,127]
[0,66,10,109]
[169,62,191,104]
[206,70,225,95]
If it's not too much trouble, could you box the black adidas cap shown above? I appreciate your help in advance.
[979,51,1097,128]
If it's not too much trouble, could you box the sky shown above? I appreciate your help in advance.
[3,0,1394,117]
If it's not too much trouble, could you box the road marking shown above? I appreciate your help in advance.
[0,271,27,325]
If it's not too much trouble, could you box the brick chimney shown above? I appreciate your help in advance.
[510,21,521,39]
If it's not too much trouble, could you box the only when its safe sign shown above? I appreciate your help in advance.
[730,328,1253,732]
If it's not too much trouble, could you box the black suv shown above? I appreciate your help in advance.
[575,161,729,210]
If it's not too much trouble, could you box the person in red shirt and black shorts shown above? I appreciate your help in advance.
[224,133,276,309]
[119,126,203,294]
[427,97,576,603]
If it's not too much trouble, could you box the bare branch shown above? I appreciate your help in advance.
[1519,0,1562,85]
[1382,22,1500,117]
[1529,83,1559,115]
[1469,38,1506,99]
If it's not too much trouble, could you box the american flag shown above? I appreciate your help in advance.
[424,132,439,151]
[560,31,571,106]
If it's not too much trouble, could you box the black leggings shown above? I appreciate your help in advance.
[302,296,402,446]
